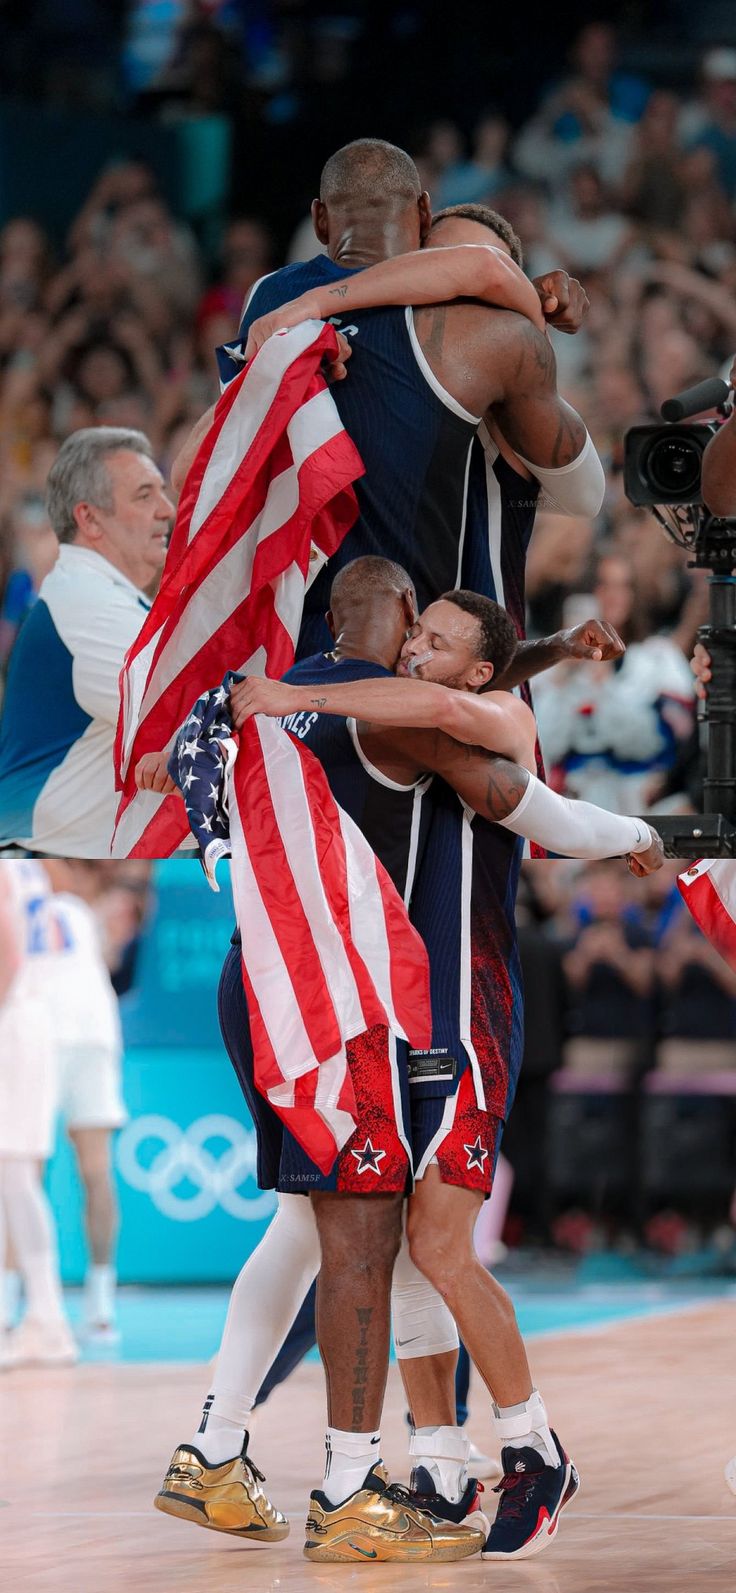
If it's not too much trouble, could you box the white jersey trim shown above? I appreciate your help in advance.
[414,1089,459,1182]
[404,307,481,424]
[459,809,487,1111]
[348,719,433,794]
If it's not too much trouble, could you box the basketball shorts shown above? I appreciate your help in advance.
[218,943,412,1195]
[55,1043,127,1131]
[410,1063,504,1197]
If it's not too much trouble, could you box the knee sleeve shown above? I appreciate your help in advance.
[391,1230,459,1360]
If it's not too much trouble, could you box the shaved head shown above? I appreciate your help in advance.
[330,555,416,613]
[319,139,421,208]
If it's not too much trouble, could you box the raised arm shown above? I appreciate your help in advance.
[244,244,546,359]
[229,674,537,768]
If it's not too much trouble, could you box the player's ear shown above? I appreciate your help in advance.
[402,587,418,628]
[418,192,432,244]
[312,198,329,246]
[469,660,494,690]
[326,607,337,641]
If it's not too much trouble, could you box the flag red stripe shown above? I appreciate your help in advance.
[234,722,346,1061]
[294,734,394,1032]
[678,869,736,972]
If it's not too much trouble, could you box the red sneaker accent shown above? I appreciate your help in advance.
[527,1505,551,1543]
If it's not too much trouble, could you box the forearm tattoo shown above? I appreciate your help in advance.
[329,284,349,299]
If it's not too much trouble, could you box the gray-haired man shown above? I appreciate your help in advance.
[0,427,173,856]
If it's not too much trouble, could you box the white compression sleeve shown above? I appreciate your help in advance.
[517,430,605,518]
[209,1193,321,1424]
[498,774,653,859]
[391,1229,459,1359]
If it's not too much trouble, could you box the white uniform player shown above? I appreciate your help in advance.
[0,861,77,1367]
[47,892,126,1136]
[43,884,127,1339]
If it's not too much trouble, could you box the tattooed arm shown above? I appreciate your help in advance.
[243,245,545,358]
[364,726,663,870]
[491,318,588,468]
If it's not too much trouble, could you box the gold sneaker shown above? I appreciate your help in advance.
[154,1441,289,1540]
[304,1464,485,1562]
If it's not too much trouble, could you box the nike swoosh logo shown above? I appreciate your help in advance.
[396,1336,421,1347]
[348,1543,377,1558]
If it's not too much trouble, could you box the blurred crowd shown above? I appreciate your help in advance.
[508,857,736,1249]
[6,16,736,807]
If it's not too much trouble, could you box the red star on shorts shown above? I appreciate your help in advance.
[350,1138,386,1175]
[464,1136,488,1172]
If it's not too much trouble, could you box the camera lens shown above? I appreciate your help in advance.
[644,435,703,497]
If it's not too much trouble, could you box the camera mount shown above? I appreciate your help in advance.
[624,381,736,856]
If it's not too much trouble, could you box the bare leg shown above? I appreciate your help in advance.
[407,1167,532,1407]
[398,1350,458,1427]
[69,1127,118,1264]
[312,1190,402,1431]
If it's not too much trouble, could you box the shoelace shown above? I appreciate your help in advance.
[383,1482,415,1507]
[242,1454,266,1484]
[493,1472,538,1521]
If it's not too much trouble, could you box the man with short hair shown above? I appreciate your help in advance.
[0,427,174,856]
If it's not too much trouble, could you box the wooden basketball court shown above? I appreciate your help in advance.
[2,1302,735,1592]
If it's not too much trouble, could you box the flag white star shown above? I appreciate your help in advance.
[209,783,221,801]
[201,813,213,832]
[212,687,229,706]
[180,739,199,760]
[181,769,198,792]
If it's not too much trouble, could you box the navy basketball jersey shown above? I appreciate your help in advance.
[408,781,525,1123]
[220,257,480,657]
[281,652,433,902]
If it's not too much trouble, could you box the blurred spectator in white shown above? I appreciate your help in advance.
[680,47,736,200]
[0,428,173,857]
[42,859,127,1342]
[514,22,649,189]
[560,860,655,1081]
[533,548,696,814]
[547,164,636,274]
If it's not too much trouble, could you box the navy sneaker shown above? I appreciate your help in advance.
[408,1466,489,1535]
[481,1432,579,1560]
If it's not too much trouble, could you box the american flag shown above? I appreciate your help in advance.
[678,858,736,970]
[112,319,363,858]
[169,679,433,1172]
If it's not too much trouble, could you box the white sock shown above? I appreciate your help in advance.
[493,1389,558,1469]
[409,1424,470,1504]
[1,1158,66,1325]
[85,1264,116,1326]
[194,1194,320,1440]
[195,1394,246,1465]
[323,1428,382,1506]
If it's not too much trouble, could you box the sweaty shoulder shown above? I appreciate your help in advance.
[411,303,548,418]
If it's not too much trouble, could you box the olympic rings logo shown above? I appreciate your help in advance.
[115,1114,277,1223]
